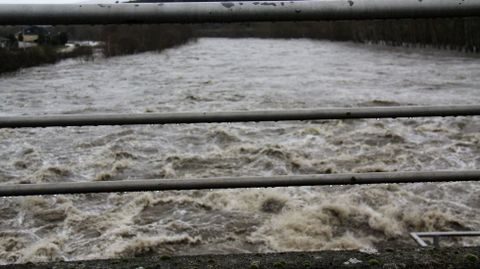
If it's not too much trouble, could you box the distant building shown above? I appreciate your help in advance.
[15,26,50,46]
[13,26,68,48]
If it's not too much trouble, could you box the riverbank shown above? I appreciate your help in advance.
[1,247,479,268]
[0,24,195,74]
[195,17,480,53]
[0,46,93,74]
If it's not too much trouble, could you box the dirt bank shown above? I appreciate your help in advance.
[1,247,479,269]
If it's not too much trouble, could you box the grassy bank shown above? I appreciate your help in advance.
[0,46,93,74]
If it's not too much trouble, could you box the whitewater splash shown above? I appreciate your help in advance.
[0,38,479,264]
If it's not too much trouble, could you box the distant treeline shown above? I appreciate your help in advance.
[194,17,480,52]
[0,24,193,74]
[1,17,479,65]
[0,46,92,74]
[49,24,195,57]
[42,17,480,53]
[100,24,194,57]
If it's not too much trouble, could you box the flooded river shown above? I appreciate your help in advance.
[0,38,479,263]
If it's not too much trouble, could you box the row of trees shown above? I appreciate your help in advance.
[101,24,194,57]
[42,17,480,56]
[47,17,480,55]
[0,24,195,74]
[195,18,480,52]
[1,17,479,62]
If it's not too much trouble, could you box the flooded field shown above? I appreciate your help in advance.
[0,38,479,264]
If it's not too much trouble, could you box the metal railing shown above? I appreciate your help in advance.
[0,108,479,197]
[1,106,478,197]
[1,105,479,128]
[1,170,479,197]
[1,0,480,25]
[411,231,480,247]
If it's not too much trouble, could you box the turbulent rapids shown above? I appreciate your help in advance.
[0,38,479,264]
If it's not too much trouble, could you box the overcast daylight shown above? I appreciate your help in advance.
[0,0,114,3]
[0,0,79,3]
[1,0,480,268]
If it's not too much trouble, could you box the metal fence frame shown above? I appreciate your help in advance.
[1,170,479,197]
[411,232,480,247]
[1,105,479,128]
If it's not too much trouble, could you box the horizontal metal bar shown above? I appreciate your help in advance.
[1,0,480,25]
[410,233,429,247]
[1,105,479,128]
[0,170,478,197]
[414,231,480,237]
[410,231,480,247]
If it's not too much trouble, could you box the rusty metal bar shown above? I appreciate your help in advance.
[1,105,479,128]
[1,0,480,25]
[0,170,479,197]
